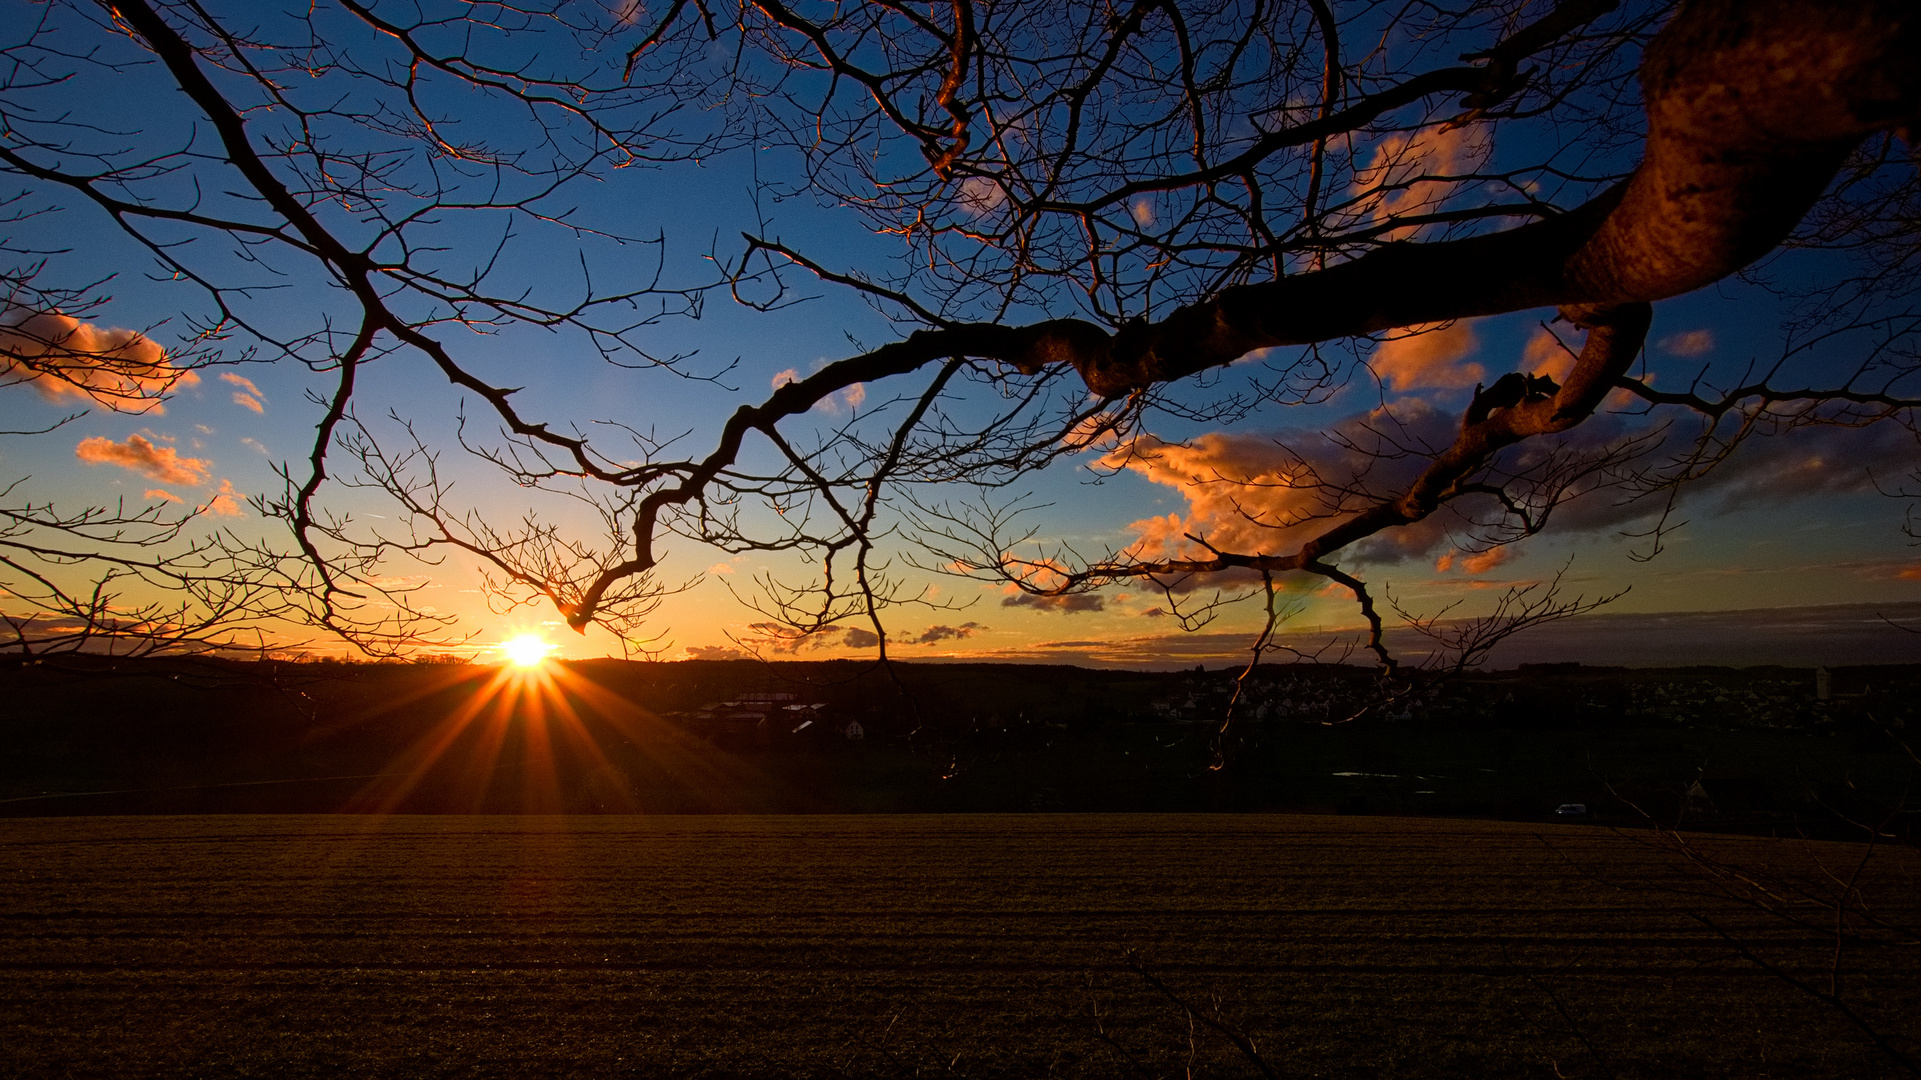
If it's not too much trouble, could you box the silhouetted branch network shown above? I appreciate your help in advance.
[0,0,1916,668]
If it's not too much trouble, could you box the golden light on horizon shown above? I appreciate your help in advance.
[500,633,554,669]
[350,640,755,819]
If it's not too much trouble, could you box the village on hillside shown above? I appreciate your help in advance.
[662,661,1912,743]
[0,656,1913,827]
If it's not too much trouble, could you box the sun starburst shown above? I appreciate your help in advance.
[500,633,553,669]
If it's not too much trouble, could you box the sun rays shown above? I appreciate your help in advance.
[344,652,775,817]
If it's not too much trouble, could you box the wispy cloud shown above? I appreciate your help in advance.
[683,645,746,661]
[1107,400,1471,570]
[910,622,983,645]
[1352,124,1491,242]
[740,622,882,653]
[1108,396,1921,577]
[771,365,864,413]
[1659,329,1715,356]
[939,601,1921,669]
[1435,547,1511,575]
[1001,590,1105,614]
[956,175,1005,216]
[220,371,266,414]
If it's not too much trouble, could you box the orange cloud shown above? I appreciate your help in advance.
[1,309,198,412]
[1520,325,1645,408]
[1107,403,1465,571]
[143,488,183,504]
[1371,320,1483,391]
[1521,327,1577,384]
[220,371,266,413]
[1352,124,1491,241]
[203,478,245,517]
[1435,547,1512,575]
[1107,434,1329,559]
[1898,565,1921,580]
[1105,397,1650,573]
[811,380,868,415]
[75,434,210,486]
[1466,550,1509,574]
[218,371,263,396]
[1112,395,1921,585]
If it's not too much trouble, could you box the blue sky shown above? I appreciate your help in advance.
[10,224,1916,667]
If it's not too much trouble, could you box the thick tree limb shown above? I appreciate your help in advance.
[1014,0,1920,396]
[774,0,1913,398]
[573,0,1912,631]
[993,302,1652,588]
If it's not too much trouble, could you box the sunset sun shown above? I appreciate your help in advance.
[500,634,553,669]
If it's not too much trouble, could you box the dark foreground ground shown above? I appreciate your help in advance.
[3,814,1917,1079]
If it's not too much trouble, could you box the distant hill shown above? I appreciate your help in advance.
[1,655,1914,834]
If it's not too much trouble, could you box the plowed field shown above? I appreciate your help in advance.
[3,815,1916,1078]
